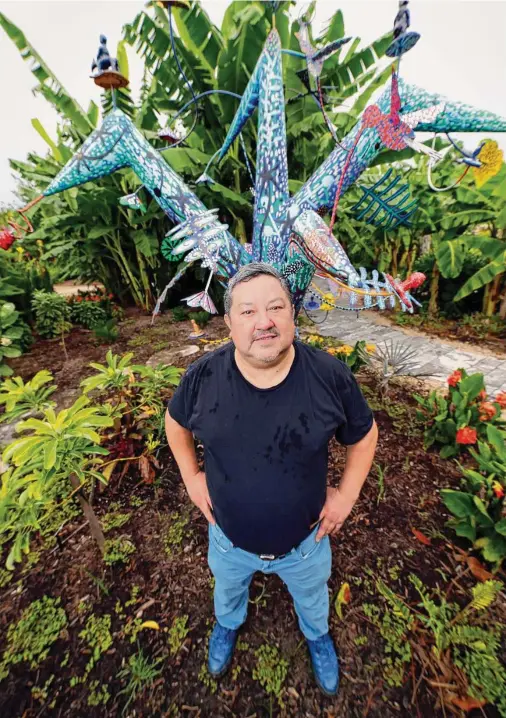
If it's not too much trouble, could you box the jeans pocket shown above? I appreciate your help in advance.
[209,523,234,554]
[297,528,322,560]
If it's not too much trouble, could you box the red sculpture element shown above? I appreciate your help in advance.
[0,226,15,251]
[384,271,426,310]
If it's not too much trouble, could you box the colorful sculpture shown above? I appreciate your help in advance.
[17,3,506,318]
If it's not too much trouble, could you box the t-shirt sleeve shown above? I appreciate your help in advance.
[334,363,374,446]
[167,369,194,430]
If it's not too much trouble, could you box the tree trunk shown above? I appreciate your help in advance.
[428,263,440,316]
[69,473,105,554]
[499,288,506,320]
[483,273,503,316]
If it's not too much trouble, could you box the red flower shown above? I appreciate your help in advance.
[456,427,477,445]
[495,392,506,409]
[478,390,487,400]
[493,481,504,499]
[478,402,496,422]
[0,227,15,251]
[448,370,462,387]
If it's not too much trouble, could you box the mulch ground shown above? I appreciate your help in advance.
[0,309,503,717]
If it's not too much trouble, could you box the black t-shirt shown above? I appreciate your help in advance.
[168,341,373,556]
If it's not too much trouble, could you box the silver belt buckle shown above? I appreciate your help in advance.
[259,554,276,561]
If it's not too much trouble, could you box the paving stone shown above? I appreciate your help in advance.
[319,310,506,391]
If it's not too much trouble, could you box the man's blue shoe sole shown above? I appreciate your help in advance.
[208,650,234,678]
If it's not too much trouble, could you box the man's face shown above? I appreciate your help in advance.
[225,275,295,365]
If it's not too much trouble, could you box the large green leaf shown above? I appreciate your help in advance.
[30,119,63,163]
[453,256,506,301]
[133,230,159,258]
[440,489,475,519]
[0,12,92,135]
[435,239,465,279]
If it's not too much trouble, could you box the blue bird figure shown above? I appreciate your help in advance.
[91,35,118,75]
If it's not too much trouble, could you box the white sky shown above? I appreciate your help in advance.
[1,0,505,208]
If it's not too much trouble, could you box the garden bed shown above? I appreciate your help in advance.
[0,314,505,717]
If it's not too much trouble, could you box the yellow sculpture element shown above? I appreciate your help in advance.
[472,140,504,188]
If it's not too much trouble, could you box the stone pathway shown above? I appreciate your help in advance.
[311,309,506,396]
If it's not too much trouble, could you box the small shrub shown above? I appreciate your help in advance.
[0,596,67,680]
[192,310,211,328]
[0,370,56,423]
[79,613,113,673]
[163,512,189,555]
[93,319,119,344]
[171,306,188,322]
[168,615,189,655]
[31,290,71,339]
[104,536,136,566]
[414,368,505,458]
[70,299,108,329]
[0,301,29,376]
[252,644,288,705]
[102,511,132,533]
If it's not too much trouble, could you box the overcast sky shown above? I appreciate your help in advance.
[1,0,505,208]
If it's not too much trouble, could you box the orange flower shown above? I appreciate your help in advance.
[456,427,477,445]
[495,392,506,409]
[479,402,496,422]
[477,390,487,401]
[448,370,462,387]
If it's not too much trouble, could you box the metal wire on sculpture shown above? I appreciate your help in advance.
[7,0,506,322]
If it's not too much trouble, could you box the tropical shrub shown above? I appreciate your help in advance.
[31,290,71,339]
[0,370,56,424]
[0,301,30,376]
[192,310,211,328]
[1,395,115,567]
[68,288,119,329]
[80,351,182,484]
[441,423,506,566]
[0,244,52,323]
[415,369,505,458]
[93,319,119,344]
[70,300,108,329]
[171,306,189,322]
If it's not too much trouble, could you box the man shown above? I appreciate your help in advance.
[165,263,378,696]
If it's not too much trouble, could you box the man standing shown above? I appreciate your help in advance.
[165,263,378,696]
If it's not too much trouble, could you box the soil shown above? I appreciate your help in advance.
[0,311,504,717]
[377,312,506,358]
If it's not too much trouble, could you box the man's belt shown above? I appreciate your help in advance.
[259,552,288,561]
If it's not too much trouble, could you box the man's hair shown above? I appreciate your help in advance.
[224,262,293,315]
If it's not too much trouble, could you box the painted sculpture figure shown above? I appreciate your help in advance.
[17,1,506,317]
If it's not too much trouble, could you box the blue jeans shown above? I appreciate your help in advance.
[208,522,332,640]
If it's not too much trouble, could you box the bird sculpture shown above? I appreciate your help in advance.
[386,0,420,58]
[295,20,350,80]
[91,35,118,75]
[362,68,444,161]
[90,35,128,90]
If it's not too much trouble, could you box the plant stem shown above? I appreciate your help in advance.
[69,473,105,554]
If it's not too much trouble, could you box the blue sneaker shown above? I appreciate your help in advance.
[208,623,238,677]
[307,633,339,696]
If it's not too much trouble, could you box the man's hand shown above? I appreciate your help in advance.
[316,486,356,541]
[185,470,216,525]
